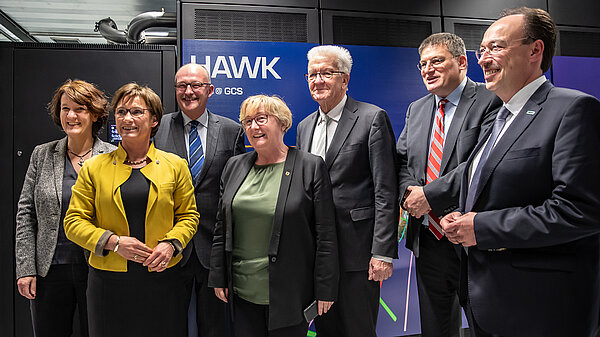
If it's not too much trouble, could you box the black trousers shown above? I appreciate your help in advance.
[415,226,462,337]
[232,294,308,337]
[31,264,89,337]
[314,270,380,337]
[185,252,230,337]
[87,264,188,337]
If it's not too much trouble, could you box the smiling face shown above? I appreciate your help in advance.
[115,95,157,145]
[419,44,467,98]
[60,94,96,140]
[307,55,349,112]
[175,64,214,119]
[478,14,542,102]
[243,104,286,154]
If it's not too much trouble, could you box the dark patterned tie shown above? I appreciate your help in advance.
[188,120,204,182]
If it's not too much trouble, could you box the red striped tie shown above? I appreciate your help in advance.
[425,99,448,240]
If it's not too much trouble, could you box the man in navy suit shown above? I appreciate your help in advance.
[441,7,600,337]
[154,63,245,337]
[397,33,500,337]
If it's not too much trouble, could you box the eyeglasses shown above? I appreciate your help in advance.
[242,114,269,129]
[304,71,345,82]
[174,82,211,91]
[475,37,533,60]
[417,57,452,71]
[115,108,149,119]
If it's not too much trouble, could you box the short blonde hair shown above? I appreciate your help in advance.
[239,95,293,132]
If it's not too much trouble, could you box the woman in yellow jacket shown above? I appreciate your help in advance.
[64,83,199,337]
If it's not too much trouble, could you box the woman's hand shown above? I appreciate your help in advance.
[318,300,334,315]
[144,242,174,272]
[109,235,153,264]
[17,276,36,299]
[214,288,229,303]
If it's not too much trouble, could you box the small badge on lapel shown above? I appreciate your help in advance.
[285,171,290,176]
[526,110,535,115]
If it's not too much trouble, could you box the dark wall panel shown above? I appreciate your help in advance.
[442,0,546,19]
[321,0,440,16]
[549,0,600,27]
[180,0,318,7]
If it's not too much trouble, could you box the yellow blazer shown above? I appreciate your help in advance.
[64,143,199,272]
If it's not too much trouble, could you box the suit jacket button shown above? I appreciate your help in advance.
[271,257,276,262]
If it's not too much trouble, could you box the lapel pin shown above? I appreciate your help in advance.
[526,110,535,115]
[285,171,290,176]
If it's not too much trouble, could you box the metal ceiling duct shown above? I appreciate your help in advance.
[95,12,176,44]
[95,17,127,44]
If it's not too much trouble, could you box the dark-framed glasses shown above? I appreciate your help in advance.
[417,57,449,71]
[475,37,533,60]
[174,82,211,91]
[242,114,269,129]
[115,108,149,119]
[305,71,345,82]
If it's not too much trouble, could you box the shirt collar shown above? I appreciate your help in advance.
[319,94,347,122]
[182,109,209,128]
[504,75,546,115]
[435,76,467,107]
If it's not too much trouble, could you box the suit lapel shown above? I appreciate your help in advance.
[413,95,436,182]
[441,79,476,173]
[171,112,188,159]
[197,111,219,184]
[53,137,68,207]
[325,97,358,169]
[472,81,552,205]
[223,152,256,251]
[303,111,319,151]
[268,147,296,257]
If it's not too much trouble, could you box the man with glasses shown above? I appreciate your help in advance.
[440,7,600,337]
[396,33,501,337]
[154,63,245,337]
[297,45,398,337]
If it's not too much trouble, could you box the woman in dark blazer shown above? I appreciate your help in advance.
[15,79,115,337]
[209,95,339,337]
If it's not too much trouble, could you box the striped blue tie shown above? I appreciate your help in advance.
[188,120,204,182]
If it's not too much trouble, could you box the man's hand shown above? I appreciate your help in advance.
[368,258,393,282]
[403,186,431,218]
[441,212,477,247]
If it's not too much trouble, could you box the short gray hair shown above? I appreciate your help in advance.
[418,33,466,58]
[307,45,353,74]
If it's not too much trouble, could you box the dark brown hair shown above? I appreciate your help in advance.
[500,7,557,73]
[111,83,163,137]
[47,79,109,137]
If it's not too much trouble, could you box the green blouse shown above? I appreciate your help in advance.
[231,161,284,305]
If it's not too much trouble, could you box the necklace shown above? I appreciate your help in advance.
[68,148,92,167]
[124,157,148,165]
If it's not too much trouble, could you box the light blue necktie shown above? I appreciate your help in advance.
[465,107,511,212]
[188,120,204,182]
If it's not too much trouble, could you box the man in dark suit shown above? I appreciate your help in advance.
[441,7,600,337]
[397,33,500,337]
[153,63,245,337]
[296,45,399,337]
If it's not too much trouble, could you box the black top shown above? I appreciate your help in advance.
[120,168,150,274]
[52,156,86,265]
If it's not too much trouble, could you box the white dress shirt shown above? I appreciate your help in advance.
[468,75,547,186]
